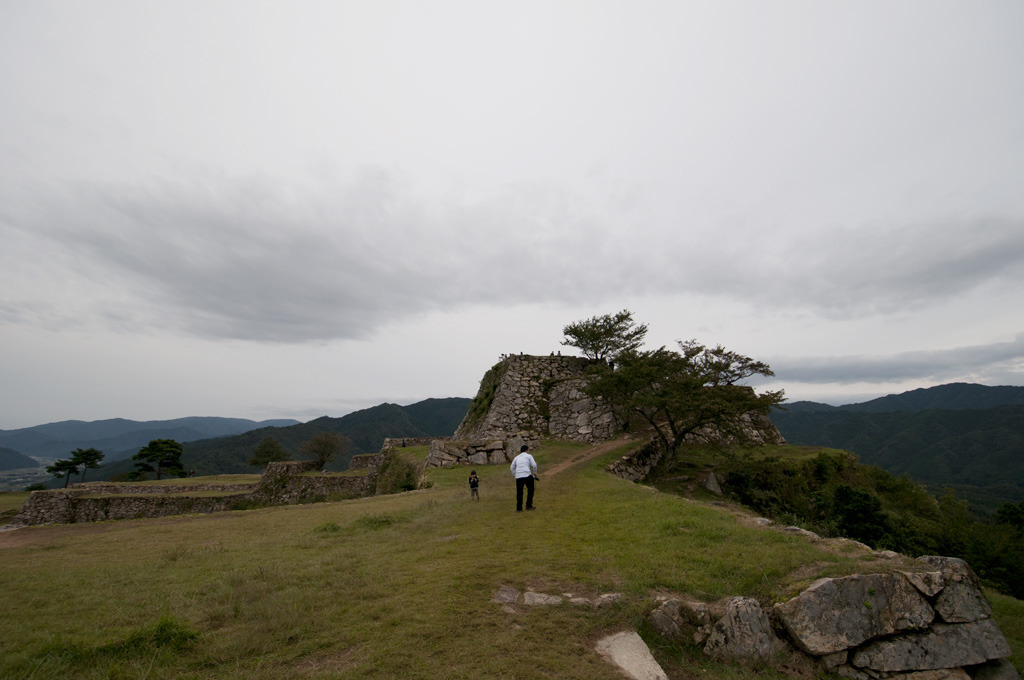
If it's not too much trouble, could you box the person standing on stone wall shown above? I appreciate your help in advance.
[510,445,538,512]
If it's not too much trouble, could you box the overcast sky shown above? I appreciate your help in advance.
[2,1,1022,430]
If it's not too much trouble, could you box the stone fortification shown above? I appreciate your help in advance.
[11,488,245,525]
[454,354,785,454]
[424,435,538,469]
[455,354,617,443]
[13,458,377,526]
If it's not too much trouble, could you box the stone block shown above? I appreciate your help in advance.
[704,597,781,660]
[851,620,1010,672]
[774,573,935,656]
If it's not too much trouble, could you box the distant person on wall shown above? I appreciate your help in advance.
[510,445,538,512]
[468,470,480,501]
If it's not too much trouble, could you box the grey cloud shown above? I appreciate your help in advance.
[7,171,648,342]
[6,168,1023,344]
[769,333,1024,385]
[740,219,1024,316]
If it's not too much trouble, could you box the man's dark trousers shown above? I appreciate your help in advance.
[516,476,535,511]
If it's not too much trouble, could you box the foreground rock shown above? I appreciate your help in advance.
[653,556,1016,678]
[594,631,668,680]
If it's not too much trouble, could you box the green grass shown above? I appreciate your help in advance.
[127,474,262,486]
[989,589,1024,669]
[0,441,1018,679]
[0,491,30,514]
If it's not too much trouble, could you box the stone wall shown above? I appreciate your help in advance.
[12,489,244,525]
[249,459,371,503]
[66,481,255,495]
[455,354,616,442]
[606,439,664,481]
[13,458,379,526]
[424,435,539,468]
[381,437,440,452]
[455,354,785,448]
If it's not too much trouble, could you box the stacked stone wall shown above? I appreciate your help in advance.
[455,354,616,442]
[67,482,254,495]
[381,437,439,452]
[425,435,539,468]
[13,457,381,526]
[606,439,665,481]
[12,489,244,524]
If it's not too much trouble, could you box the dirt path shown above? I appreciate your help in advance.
[543,437,637,477]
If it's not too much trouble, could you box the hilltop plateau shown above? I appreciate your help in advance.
[2,439,1021,679]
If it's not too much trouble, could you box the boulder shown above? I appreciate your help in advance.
[850,619,1010,672]
[774,573,934,656]
[704,597,780,660]
[703,472,723,496]
[649,600,683,640]
[595,631,669,680]
[917,556,991,623]
[901,571,945,598]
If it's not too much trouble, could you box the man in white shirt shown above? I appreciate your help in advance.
[510,444,538,512]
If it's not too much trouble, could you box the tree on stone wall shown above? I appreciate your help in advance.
[299,432,351,470]
[45,458,80,488]
[132,439,185,480]
[71,447,105,483]
[561,309,648,362]
[248,436,292,468]
[577,323,784,455]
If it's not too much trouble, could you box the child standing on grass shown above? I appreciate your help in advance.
[468,470,480,501]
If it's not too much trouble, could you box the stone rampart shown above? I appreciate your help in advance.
[67,482,254,495]
[12,489,244,525]
[13,457,380,526]
[250,459,371,503]
[424,435,539,468]
[455,354,616,442]
[381,437,441,452]
[606,439,664,481]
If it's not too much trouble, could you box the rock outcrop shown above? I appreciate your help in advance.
[654,556,1016,678]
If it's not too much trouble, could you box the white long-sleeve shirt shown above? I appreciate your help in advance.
[510,452,537,479]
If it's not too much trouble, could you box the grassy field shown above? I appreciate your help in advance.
[1,440,1019,679]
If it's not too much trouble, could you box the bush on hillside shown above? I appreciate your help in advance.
[373,451,418,495]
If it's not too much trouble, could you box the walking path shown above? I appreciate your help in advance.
[543,437,637,478]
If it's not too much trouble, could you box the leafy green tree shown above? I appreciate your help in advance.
[248,436,291,468]
[132,439,185,480]
[299,432,350,470]
[70,447,105,482]
[46,458,80,488]
[831,484,891,546]
[561,309,648,361]
[584,337,784,455]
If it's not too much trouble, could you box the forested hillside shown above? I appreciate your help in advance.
[0,447,37,471]
[0,416,300,462]
[91,398,472,481]
[771,384,1024,512]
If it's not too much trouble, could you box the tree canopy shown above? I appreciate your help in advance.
[45,458,80,488]
[582,333,784,455]
[71,447,104,483]
[248,436,291,468]
[299,432,350,470]
[132,439,185,480]
[561,309,648,362]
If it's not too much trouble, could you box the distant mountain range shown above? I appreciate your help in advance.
[0,416,302,466]
[771,383,1024,513]
[0,446,38,471]
[20,397,473,485]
